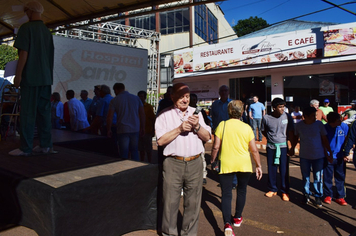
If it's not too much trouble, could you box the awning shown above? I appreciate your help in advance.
[0,0,221,39]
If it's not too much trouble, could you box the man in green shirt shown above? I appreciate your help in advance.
[9,1,54,156]
[319,99,334,124]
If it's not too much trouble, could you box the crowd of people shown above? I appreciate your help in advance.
[6,2,355,235]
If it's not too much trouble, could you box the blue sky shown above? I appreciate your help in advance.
[218,0,356,26]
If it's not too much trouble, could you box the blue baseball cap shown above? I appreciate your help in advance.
[324,99,330,103]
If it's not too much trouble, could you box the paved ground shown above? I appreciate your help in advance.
[1,139,356,236]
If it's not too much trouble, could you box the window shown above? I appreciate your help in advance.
[160,8,190,35]
[129,14,156,31]
[116,18,125,26]
[195,4,218,44]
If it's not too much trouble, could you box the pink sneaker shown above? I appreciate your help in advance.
[233,216,243,227]
[224,223,235,236]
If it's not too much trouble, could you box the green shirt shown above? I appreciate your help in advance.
[14,21,54,87]
[319,106,333,124]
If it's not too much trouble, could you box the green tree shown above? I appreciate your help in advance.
[233,16,269,37]
[0,44,18,70]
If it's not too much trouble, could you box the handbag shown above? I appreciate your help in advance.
[211,121,226,174]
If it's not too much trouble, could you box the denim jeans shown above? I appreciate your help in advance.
[323,157,346,198]
[300,157,324,197]
[220,172,251,224]
[266,147,289,193]
[250,118,262,141]
[117,132,139,161]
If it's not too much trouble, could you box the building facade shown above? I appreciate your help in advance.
[115,1,237,90]
[173,20,356,112]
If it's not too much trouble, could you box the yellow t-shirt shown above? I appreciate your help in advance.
[215,119,254,174]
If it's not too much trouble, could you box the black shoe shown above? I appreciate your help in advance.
[303,194,310,204]
[315,197,322,208]
[203,178,207,185]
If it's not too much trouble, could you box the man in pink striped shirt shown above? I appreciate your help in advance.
[156,83,211,236]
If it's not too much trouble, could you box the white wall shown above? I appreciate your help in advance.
[160,32,190,53]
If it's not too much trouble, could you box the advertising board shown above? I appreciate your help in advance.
[174,31,319,77]
[53,36,148,99]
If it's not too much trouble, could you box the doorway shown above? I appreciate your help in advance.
[230,76,271,108]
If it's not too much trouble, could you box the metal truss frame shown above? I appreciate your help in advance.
[56,22,161,109]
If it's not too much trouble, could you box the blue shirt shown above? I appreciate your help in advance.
[211,98,232,131]
[325,122,349,159]
[80,98,93,112]
[249,102,265,119]
[97,94,116,125]
[109,91,143,133]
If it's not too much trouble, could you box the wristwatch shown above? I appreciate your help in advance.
[194,124,201,133]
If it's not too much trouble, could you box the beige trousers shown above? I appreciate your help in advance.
[162,156,203,236]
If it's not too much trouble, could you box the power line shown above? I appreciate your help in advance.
[321,0,356,16]
[219,0,266,13]
[258,0,292,16]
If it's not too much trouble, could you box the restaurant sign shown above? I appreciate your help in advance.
[174,31,319,76]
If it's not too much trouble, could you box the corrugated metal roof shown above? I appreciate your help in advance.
[234,19,339,40]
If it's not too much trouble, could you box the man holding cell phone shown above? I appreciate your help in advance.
[155,83,211,236]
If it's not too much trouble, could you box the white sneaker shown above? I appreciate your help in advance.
[9,148,31,156]
[32,146,57,154]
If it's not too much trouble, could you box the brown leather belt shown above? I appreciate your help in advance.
[172,153,201,162]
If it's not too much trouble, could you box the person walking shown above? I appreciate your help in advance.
[262,98,294,201]
[210,100,262,236]
[323,112,348,206]
[249,95,265,142]
[9,1,54,156]
[211,85,237,189]
[290,107,332,207]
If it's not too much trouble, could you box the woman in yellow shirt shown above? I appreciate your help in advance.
[211,100,262,236]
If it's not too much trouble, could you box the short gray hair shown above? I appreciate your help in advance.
[310,99,319,106]
[24,1,44,14]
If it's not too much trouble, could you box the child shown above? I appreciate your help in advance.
[291,107,332,207]
[323,112,349,206]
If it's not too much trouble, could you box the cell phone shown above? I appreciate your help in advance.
[193,107,202,115]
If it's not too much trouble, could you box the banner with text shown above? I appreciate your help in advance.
[53,36,148,100]
[174,32,320,76]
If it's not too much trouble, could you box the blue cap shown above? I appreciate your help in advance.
[324,99,330,103]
